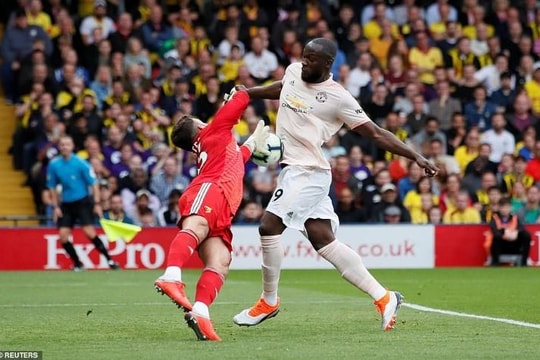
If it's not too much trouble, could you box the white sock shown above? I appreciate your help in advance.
[162,266,182,281]
[318,240,387,300]
[192,301,209,318]
[260,235,283,306]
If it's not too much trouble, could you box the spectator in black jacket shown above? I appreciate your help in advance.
[335,186,367,223]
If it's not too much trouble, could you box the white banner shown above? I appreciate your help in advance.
[230,224,435,269]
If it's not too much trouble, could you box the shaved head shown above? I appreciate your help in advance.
[307,38,337,62]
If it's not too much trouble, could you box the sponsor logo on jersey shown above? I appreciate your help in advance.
[282,94,312,114]
[315,91,328,103]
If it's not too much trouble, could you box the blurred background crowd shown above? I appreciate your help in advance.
[2,0,540,228]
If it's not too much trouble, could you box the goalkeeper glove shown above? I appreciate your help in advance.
[243,120,270,155]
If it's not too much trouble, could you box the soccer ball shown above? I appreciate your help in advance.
[251,133,284,167]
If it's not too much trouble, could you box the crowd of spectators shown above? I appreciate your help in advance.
[2,0,540,228]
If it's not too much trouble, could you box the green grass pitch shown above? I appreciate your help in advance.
[0,268,539,360]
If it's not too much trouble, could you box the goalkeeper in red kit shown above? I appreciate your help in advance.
[154,90,270,341]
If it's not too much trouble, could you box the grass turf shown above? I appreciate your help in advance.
[0,268,539,360]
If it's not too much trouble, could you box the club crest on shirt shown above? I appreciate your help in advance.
[282,94,312,114]
[315,91,328,103]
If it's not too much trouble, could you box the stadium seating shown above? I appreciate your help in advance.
[0,99,37,225]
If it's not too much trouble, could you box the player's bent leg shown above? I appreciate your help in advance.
[155,224,208,312]
[184,237,229,341]
[374,291,404,331]
[184,311,221,341]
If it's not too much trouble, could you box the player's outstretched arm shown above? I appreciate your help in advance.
[234,81,283,100]
[212,90,251,131]
[354,121,440,177]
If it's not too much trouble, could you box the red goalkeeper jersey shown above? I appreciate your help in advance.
[188,90,252,214]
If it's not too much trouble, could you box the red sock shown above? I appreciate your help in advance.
[195,269,224,306]
[166,230,198,267]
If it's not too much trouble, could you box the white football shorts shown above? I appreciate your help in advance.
[265,165,339,234]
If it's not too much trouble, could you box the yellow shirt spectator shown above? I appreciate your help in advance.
[443,207,482,224]
[78,0,94,17]
[384,128,408,162]
[233,119,249,139]
[462,24,495,40]
[17,95,40,128]
[27,11,52,34]
[160,81,175,98]
[363,20,400,40]
[502,173,535,194]
[530,21,540,42]
[524,78,540,115]
[219,59,245,82]
[429,22,447,41]
[403,191,440,213]
[191,75,209,97]
[56,89,97,113]
[369,37,394,70]
[408,45,443,84]
[410,209,429,224]
[454,145,478,174]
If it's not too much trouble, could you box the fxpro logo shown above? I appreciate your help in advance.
[43,235,165,269]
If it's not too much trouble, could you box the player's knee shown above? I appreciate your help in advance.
[58,228,71,243]
[82,225,96,238]
[305,219,334,250]
[181,215,209,240]
[204,256,230,278]
[259,212,284,236]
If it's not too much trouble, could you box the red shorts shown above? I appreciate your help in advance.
[178,182,234,251]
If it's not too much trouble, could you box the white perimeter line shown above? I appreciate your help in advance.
[404,303,540,329]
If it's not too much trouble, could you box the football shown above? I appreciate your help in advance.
[251,133,284,166]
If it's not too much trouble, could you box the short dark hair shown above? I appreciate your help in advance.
[15,8,26,18]
[310,38,337,62]
[500,71,511,80]
[425,116,440,125]
[171,115,199,151]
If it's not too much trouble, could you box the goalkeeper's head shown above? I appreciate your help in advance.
[171,114,206,151]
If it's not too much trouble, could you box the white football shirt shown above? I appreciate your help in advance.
[277,62,372,169]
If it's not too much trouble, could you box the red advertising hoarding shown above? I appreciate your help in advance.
[0,227,202,270]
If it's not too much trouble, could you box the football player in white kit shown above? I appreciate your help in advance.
[232,38,439,331]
